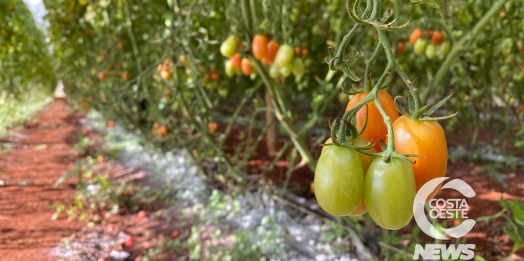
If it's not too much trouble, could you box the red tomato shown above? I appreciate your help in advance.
[137,210,146,219]
[432,31,444,46]
[345,90,399,152]
[252,35,268,60]
[261,40,280,65]
[392,116,448,201]
[397,42,405,54]
[409,28,422,45]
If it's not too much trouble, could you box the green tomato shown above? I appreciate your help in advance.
[364,157,416,230]
[425,44,436,59]
[269,66,280,79]
[279,66,292,77]
[218,87,228,98]
[292,58,305,78]
[274,44,294,68]
[220,36,237,57]
[225,60,235,77]
[413,39,428,55]
[438,41,451,59]
[314,145,364,216]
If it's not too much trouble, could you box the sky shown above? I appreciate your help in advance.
[23,0,46,26]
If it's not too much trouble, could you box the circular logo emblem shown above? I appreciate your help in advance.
[413,177,476,240]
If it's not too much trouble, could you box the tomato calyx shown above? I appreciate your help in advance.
[394,92,457,122]
[323,118,374,152]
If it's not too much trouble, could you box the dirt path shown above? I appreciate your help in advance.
[0,99,84,261]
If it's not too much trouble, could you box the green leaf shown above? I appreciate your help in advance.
[510,201,524,226]
[504,226,521,242]
[423,92,455,117]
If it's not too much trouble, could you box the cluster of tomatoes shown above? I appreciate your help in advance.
[158,59,174,81]
[152,122,169,137]
[314,90,448,230]
[398,28,451,60]
[220,35,308,80]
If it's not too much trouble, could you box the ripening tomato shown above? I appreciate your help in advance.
[279,66,292,77]
[269,66,280,79]
[121,71,129,81]
[241,58,252,76]
[393,116,448,201]
[117,42,124,50]
[438,41,451,58]
[225,60,235,77]
[274,44,294,68]
[292,58,305,78]
[409,28,422,45]
[432,31,444,46]
[252,35,268,60]
[294,47,302,56]
[98,72,106,81]
[314,145,364,216]
[345,90,399,152]
[262,40,280,65]
[211,72,220,81]
[301,49,309,58]
[321,137,375,216]
[414,39,429,55]
[230,53,241,69]
[220,36,238,57]
[208,122,218,132]
[425,44,436,59]
[160,70,172,80]
[364,157,416,230]
[397,41,405,54]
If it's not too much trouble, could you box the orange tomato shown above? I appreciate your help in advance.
[208,122,218,132]
[157,126,169,137]
[432,31,444,46]
[409,28,422,45]
[241,58,252,76]
[294,47,302,56]
[230,53,242,69]
[121,71,129,81]
[397,42,405,54]
[345,90,399,152]
[252,35,268,60]
[211,72,220,81]
[392,116,448,200]
[98,72,106,81]
[261,40,280,65]
[301,48,309,58]
[162,59,171,71]
[160,70,172,80]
